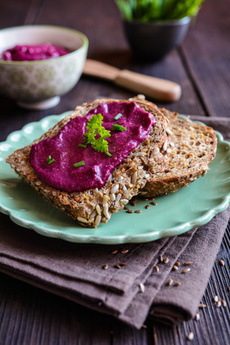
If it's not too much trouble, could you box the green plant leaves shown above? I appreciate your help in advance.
[115,0,205,21]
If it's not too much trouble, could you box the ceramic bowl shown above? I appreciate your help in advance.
[123,17,191,61]
[0,25,88,109]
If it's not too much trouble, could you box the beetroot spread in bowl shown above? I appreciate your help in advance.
[1,43,70,61]
[0,25,88,109]
[30,101,156,192]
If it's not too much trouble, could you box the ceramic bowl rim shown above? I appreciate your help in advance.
[0,25,88,66]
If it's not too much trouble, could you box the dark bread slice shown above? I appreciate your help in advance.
[6,97,169,227]
[140,107,217,197]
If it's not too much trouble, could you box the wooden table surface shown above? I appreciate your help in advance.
[0,0,229,344]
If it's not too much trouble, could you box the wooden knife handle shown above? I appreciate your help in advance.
[83,60,181,102]
[115,69,181,102]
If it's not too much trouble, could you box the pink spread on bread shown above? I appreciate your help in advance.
[29,102,156,192]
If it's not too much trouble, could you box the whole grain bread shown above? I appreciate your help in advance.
[6,97,168,228]
[140,107,217,197]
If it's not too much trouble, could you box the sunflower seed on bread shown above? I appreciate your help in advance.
[140,107,217,197]
[6,98,169,228]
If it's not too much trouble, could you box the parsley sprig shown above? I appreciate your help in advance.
[83,113,111,156]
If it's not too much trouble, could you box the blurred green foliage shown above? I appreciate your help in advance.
[115,0,204,21]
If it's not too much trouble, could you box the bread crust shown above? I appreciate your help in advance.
[140,108,217,197]
[6,98,168,227]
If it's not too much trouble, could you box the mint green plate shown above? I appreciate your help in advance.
[0,113,230,244]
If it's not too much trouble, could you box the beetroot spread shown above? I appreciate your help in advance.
[1,43,69,61]
[29,102,156,192]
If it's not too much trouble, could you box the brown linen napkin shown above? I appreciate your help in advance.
[0,116,229,329]
[137,209,230,327]
[150,214,229,326]
[0,218,193,318]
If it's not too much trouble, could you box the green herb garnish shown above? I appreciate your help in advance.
[115,0,205,21]
[114,113,123,120]
[78,144,87,148]
[74,161,85,168]
[112,124,127,132]
[83,113,111,156]
[47,155,55,164]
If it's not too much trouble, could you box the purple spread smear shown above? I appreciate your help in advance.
[29,102,156,192]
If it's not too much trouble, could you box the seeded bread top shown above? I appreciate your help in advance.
[6,98,169,227]
[140,108,217,197]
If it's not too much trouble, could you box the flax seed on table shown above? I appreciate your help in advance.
[168,279,173,286]
[221,300,227,307]
[159,255,164,263]
[151,201,157,206]
[139,283,145,292]
[220,259,225,266]
[121,249,129,254]
[174,282,181,286]
[187,332,194,341]
[216,301,221,307]
[199,303,206,308]
[119,262,126,267]
[195,312,200,321]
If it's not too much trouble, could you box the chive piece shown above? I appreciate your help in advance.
[47,155,55,164]
[74,161,85,168]
[112,124,127,132]
[106,152,112,157]
[114,113,123,120]
[78,144,87,148]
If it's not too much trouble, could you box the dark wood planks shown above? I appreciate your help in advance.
[181,0,230,117]
[0,0,31,28]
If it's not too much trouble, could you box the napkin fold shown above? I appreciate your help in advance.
[0,116,229,329]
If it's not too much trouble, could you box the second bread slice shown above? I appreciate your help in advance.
[140,108,217,197]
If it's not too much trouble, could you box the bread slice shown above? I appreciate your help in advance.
[6,98,169,228]
[140,107,217,197]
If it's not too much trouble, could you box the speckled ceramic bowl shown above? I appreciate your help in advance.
[0,25,88,109]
